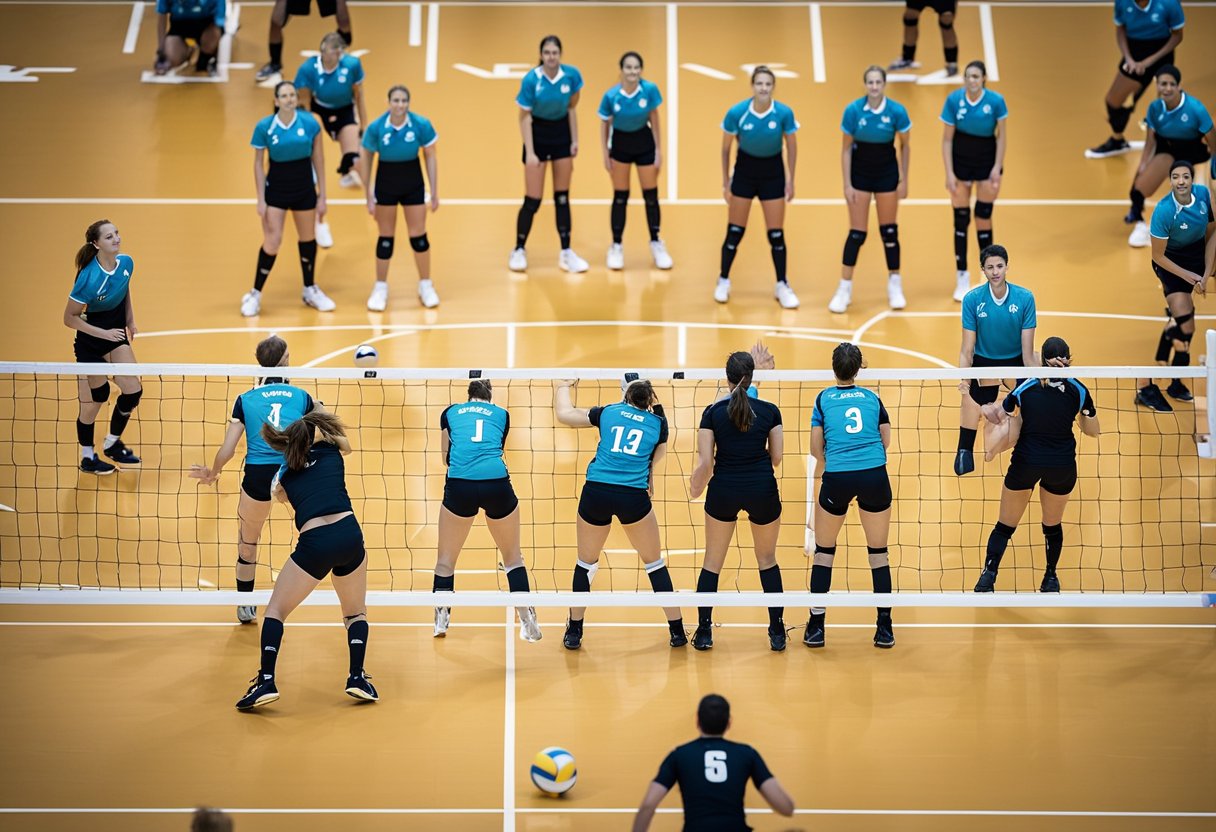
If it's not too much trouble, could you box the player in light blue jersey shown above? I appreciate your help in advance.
[830,66,913,315]
[153,0,224,77]
[554,378,686,650]
[1126,66,1214,248]
[255,0,352,83]
[295,33,366,194]
[942,61,1009,302]
[808,343,895,649]
[1136,160,1214,411]
[717,67,801,309]
[360,85,442,312]
[599,52,672,271]
[433,379,541,643]
[190,336,314,624]
[63,219,144,476]
[510,35,590,275]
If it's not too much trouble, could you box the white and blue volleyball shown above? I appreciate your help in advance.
[354,344,379,367]
[531,746,577,795]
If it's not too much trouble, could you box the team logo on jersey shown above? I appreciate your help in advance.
[561,84,571,94]
[881,115,891,124]
[1181,114,1189,122]
[982,105,992,114]
[958,108,968,118]
[977,301,987,318]
[1151,12,1160,21]
[271,135,280,144]
[1179,222,1189,230]
[769,120,777,129]
[614,102,621,112]
[1009,304,1019,313]
[743,123,755,131]
[405,131,415,142]
[297,128,305,136]
[859,117,868,127]
[382,133,391,145]
[639,98,648,108]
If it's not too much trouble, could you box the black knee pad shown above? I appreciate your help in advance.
[554,190,569,207]
[939,18,954,31]
[903,12,919,27]
[842,229,867,267]
[974,201,994,220]
[1168,312,1195,347]
[298,239,317,260]
[880,223,898,245]
[409,234,429,253]
[724,223,745,249]
[969,383,999,406]
[115,388,143,414]
[767,228,785,251]
[642,187,659,206]
[954,206,971,232]
[612,190,630,206]
[89,381,111,403]
[521,195,541,214]
[375,236,394,260]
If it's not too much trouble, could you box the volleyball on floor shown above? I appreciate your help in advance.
[530,746,577,795]
[354,344,379,367]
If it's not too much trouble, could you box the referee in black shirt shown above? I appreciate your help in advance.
[632,694,794,832]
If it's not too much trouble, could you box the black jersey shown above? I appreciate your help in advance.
[654,737,774,832]
[1002,378,1096,467]
[699,397,782,488]
[276,441,355,530]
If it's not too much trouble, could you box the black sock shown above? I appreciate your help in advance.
[338,151,359,175]
[810,558,833,616]
[516,196,540,248]
[554,190,571,249]
[611,190,628,244]
[958,426,978,452]
[1042,524,1063,573]
[767,230,787,283]
[196,50,216,71]
[236,578,255,593]
[758,564,784,626]
[869,549,892,617]
[1155,330,1174,363]
[642,188,661,241]
[1129,187,1146,220]
[985,522,1015,572]
[976,228,993,252]
[573,563,592,593]
[254,248,276,291]
[298,240,317,287]
[109,400,133,437]
[953,208,970,271]
[646,564,674,594]
[1108,104,1132,134]
[269,42,283,66]
[506,565,530,593]
[338,29,352,46]
[1171,350,1191,367]
[433,573,455,592]
[346,620,368,675]
[260,616,284,675]
[76,419,94,450]
[720,224,745,278]
[944,46,959,64]
[902,43,916,62]
[696,568,719,626]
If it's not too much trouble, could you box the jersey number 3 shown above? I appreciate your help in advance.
[704,750,728,783]
[609,426,643,455]
[843,406,863,434]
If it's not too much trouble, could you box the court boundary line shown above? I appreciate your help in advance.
[424,2,438,83]
[1,622,1212,629]
[121,0,143,53]
[408,2,421,46]
[979,2,1000,80]
[0,807,1211,817]
[0,197,1151,207]
[503,607,516,832]
[666,3,679,200]
[809,2,825,83]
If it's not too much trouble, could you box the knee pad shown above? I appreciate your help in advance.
[237,555,257,566]
[612,190,630,206]
[298,239,317,259]
[375,235,394,260]
[939,17,954,31]
[954,206,971,232]
[993,521,1016,540]
[842,229,867,266]
[903,12,919,27]
[1168,312,1195,347]
[969,383,999,406]
[724,223,745,249]
[642,187,659,206]
[576,558,599,584]
[409,233,429,253]
[880,223,898,245]
[521,195,541,214]
[767,228,785,251]
[115,388,143,414]
[89,381,111,403]
[554,190,569,206]
[867,546,890,569]
[974,201,994,220]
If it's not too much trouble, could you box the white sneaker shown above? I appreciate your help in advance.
[1128,220,1150,248]
[606,243,624,270]
[828,280,852,313]
[433,606,450,638]
[236,604,257,624]
[302,284,336,312]
[559,248,589,273]
[649,239,674,270]
[953,270,971,302]
[517,606,543,642]
[774,281,800,309]
[339,170,362,188]
[714,277,731,303]
[417,278,440,308]
[315,221,334,249]
[887,274,908,310]
[367,280,388,312]
[240,289,261,317]
[508,247,528,272]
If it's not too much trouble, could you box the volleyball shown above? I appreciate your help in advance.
[530,746,577,795]
[354,344,379,367]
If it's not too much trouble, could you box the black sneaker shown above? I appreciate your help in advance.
[79,455,116,475]
[874,615,895,648]
[235,673,279,710]
[692,624,714,651]
[254,61,282,82]
[345,671,378,702]
[953,448,975,476]
[768,620,788,652]
[563,618,583,650]
[1086,137,1131,159]
[974,569,997,592]
[1123,207,1142,225]
[1165,379,1193,402]
[1040,571,1061,593]
[945,62,959,76]
[669,622,688,648]
[103,440,141,466]
[1135,384,1173,413]
[803,615,826,648]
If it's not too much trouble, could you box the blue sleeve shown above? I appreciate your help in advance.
[156,0,171,13]
[212,0,226,28]
[516,74,535,110]
[418,116,438,147]
[293,62,312,91]
[569,66,584,93]
[1022,292,1037,328]
[746,385,758,399]
[650,82,663,108]
[655,751,678,789]
[232,396,245,423]
[994,93,1009,120]
[962,294,977,331]
[811,393,824,427]
[896,105,912,133]
[939,93,955,125]
[841,104,857,135]
[1002,392,1017,414]
[1149,201,1172,239]
[1196,102,1214,135]
[782,105,799,134]
[250,119,268,149]
[68,269,90,303]
[361,119,379,152]
[598,89,613,120]
[1113,1,1124,26]
[588,406,603,427]
[306,113,322,140]
[351,59,365,84]
[1167,0,1185,29]
[722,103,741,134]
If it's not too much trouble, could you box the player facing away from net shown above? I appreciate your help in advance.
[1136,159,1214,412]
[255,0,352,83]
[235,410,377,709]
[510,35,589,275]
[189,336,314,624]
[433,379,541,642]
[553,378,687,650]
[360,85,441,311]
[807,343,895,649]
[599,51,672,271]
[1125,67,1214,248]
[716,66,801,309]
[942,61,1008,302]
[688,346,787,652]
[830,66,912,314]
[153,0,224,77]
[243,81,335,317]
[975,337,1100,593]
[631,694,794,832]
[889,0,960,76]
[294,32,366,205]
[955,244,1037,477]
[63,219,143,475]
[1086,0,1184,159]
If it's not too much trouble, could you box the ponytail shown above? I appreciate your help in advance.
[75,219,112,273]
[724,351,755,433]
[261,410,347,471]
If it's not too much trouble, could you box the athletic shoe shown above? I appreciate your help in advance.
[1039,571,1061,593]
[237,605,257,624]
[803,615,826,648]
[953,448,975,476]
[563,618,584,650]
[79,455,116,475]
[559,248,589,273]
[887,274,908,309]
[713,277,731,304]
[953,270,971,302]
[1165,379,1193,402]
[417,279,440,309]
[774,281,800,309]
[606,243,624,270]
[240,289,261,317]
[517,606,542,642]
[345,671,378,702]
[235,673,279,710]
[888,58,920,70]
[254,62,282,82]
[1123,207,1142,225]
[302,284,336,312]
[1085,136,1132,159]
[1135,383,1173,413]
[768,620,788,652]
[828,280,852,313]
[974,569,997,592]
[339,170,362,189]
[103,440,141,466]
[649,239,674,269]
[1128,221,1150,248]
[314,222,334,249]
[669,626,689,648]
[945,62,959,76]
[203,57,219,78]
[433,606,450,637]
[692,624,714,651]
[874,614,895,648]
[508,247,528,272]
[366,281,389,312]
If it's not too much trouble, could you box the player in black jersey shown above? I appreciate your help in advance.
[632,694,794,832]
[974,337,1100,593]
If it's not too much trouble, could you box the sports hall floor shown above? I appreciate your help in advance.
[0,1,1214,829]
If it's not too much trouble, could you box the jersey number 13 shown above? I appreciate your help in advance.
[610,425,643,455]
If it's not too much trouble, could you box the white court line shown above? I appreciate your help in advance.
[765,331,954,368]
[424,2,439,82]
[0,807,1210,818]
[808,3,825,83]
[503,607,516,832]
[666,3,679,200]
[1,621,1211,629]
[677,324,687,367]
[851,309,890,343]
[506,323,517,368]
[0,197,1148,207]
[979,3,1000,81]
[409,2,422,46]
[122,1,144,53]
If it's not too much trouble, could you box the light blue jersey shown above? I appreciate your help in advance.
[722,99,798,158]
[294,54,364,109]
[441,401,510,480]
[598,79,662,133]
[251,112,321,162]
[962,282,1037,361]
[842,96,911,145]
[69,254,134,313]
[586,403,668,490]
[940,88,1008,138]
[812,385,889,473]
[517,65,583,121]
[1150,185,1213,249]
[362,111,437,162]
[157,0,224,25]
[1146,93,1213,141]
[232,381,313,466]
[1114,0,1184,40]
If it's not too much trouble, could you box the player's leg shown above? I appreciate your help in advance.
[696,512,737,647]
[333,0,353,44]
[951,180,974,300]
[511,160,547,269]
[236,557,320,709]
[891,4,922,70]
[761,197,798,309]
[749,514,786,649]
[196,21,222,74]
[806,482,849,648]
[566,512,610,650]
[256,0,290,81]
[1089,73,1145,156]
[875,190,905,308]
[368,204,397,310]
[404,203,438,308]
[957,376,999,475]
[938,6,959,75]
[830,190,873,313]
[292,208,334,311]
[858,475,895,647]
[1163,290,1197,400]
[637,161,670,268]
[1127,152,1172,246]
[434,504,476,637]
[336,123,361,186]
[244,207,286,316]
[103,345,143,466]
[715,196,753,303]
[975,482,1033,591]
[607,158,631,269]
[332,552,376,700]
[551,157,586,272]
[974,178,999,262]
[161,33,191,71]
[235,489,273,623]
[1036,480,1072,592]
[76,375,111,473]
[486,502,540,642]
[623,510,686,643]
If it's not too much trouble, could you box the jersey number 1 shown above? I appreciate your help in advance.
[610,426,643,455]
[704,750,728,783]
[267,402,283,429]
[471,419,484,443]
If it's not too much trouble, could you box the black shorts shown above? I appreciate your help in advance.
[1153,135,1211,165]
[819,466,892,516]
[1004,460,1077,495]
[290,514,365,581]
[287,0,337,17]
[312,101,357,142]
[952,131,999,182]
[1153,242,1204,297]
[264,157,317,211]
[73,304,128,363]
[167,16,217,41]
[1118,37,1174,84]
[526,116,572,163]
[578,481,652,527]
[704,480,781,526]
[609,127,656,166]
[375,159,426,205]
[730,150,785,201]
[850,141,899,193]
[241,463,280,502]
[906,0,956,13]
[442,477,519,520]
[970,353,1024,402]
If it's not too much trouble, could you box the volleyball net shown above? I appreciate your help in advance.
[1,342,1213,609]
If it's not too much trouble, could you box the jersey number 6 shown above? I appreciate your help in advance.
[704,750,728,783]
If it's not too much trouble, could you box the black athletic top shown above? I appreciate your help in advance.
[699,397,782,489]
[654,737,774,832]
[1002,378,1096,467]
[276,441,355,530]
